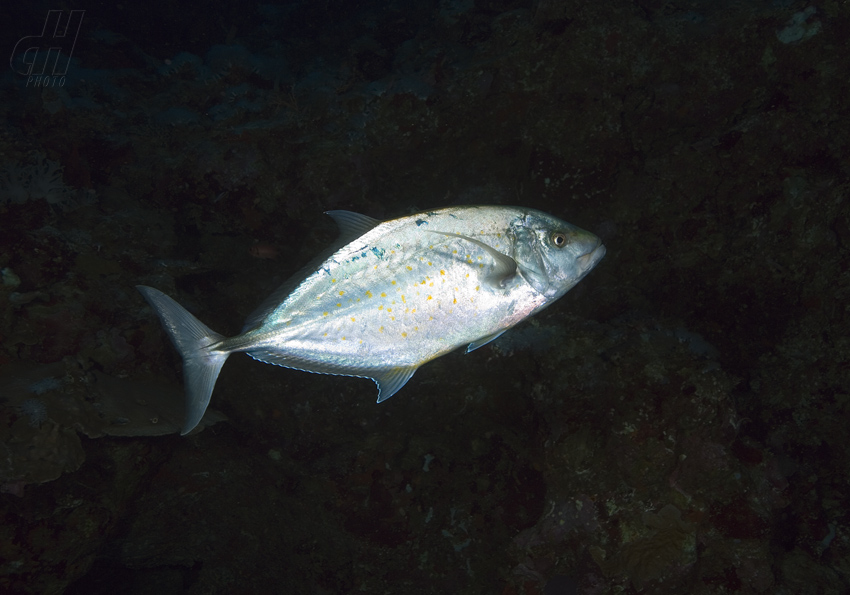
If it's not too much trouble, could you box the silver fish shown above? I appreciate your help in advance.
[138,206,605,434]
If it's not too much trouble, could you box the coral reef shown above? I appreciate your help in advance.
[0,153,76,207]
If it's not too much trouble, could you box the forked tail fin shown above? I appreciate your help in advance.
[137,286,229,435]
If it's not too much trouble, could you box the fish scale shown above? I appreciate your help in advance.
[137,205,605,434]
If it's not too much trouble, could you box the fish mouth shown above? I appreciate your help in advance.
[576,241,606,273]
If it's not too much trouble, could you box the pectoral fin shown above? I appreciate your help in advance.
[428,231,517,288]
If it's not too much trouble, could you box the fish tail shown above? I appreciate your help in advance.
[137,285,229,435]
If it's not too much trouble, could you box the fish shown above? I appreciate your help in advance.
[137,206,605,434]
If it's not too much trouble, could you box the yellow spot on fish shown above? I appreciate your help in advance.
[391,280,397,285]
[406,265,412,271]
[337,303,342,307]
[381,292,387,297]
[452,249,457,254]
[350,317,356,322]
[339,290,345,295]
[440,269,445,275]
[331,279,336,283]
[453,297,457,304]
[402,332,407,338]
[387,308,392,312]
[475,285,480,291]
[379,326,384,332]
[323,311,328,316]
[427,295,432,300]
[342,336,346,340]
[401,295,406,303]
[378,305,384,310]
[479,263,484,268]
[428,262,432,266]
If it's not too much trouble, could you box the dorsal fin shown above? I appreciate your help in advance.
[325,210,381,240]
[241,211,382,331]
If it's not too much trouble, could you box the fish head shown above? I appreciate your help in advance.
[511,210,606,299]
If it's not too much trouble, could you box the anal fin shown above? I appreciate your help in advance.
[374,366,418,402]
[247,348,418,403]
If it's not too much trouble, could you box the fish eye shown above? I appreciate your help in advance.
[551,232,568,248]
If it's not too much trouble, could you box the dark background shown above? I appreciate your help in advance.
[0,1,848,593]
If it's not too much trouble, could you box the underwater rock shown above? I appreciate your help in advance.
[590,504,696,589]
[0,360,225,494]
